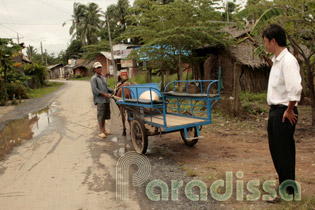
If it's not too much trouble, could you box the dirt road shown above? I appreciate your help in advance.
[5,79,311,209]
[0,80,140,210]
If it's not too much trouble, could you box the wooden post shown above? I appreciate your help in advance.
[233,62,242,116]
[107,15,117,80]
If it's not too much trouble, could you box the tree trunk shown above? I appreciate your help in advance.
[233,63,242,116]
[4,68,7,83]
[178,46,183,91]
[161,70,165,91]
[146,67,152,83]
[166,68,169,85]
[178,49,183,81]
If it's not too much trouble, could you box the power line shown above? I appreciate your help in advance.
[37,0,72,16]
[1,0,16,26]
[0,22,63,26]
[0,23,40,44]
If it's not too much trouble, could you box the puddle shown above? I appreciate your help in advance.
[111,137,118,143]
[0,102,57,160]
[112,137,131,158]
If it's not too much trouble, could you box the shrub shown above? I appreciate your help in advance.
[5,82,28,100]
[0,79,8,106]
[24,63,48,88]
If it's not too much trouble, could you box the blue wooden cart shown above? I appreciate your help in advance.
[116,80,220,154]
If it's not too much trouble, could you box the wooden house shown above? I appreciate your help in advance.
[47,64,64,79]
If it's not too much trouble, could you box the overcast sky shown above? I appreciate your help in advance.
[0,0,244,56]
[0,0,135,55]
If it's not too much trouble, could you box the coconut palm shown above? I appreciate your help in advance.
[82,3,102,45]
[67,2,87,43]
[26,45,37,61]
[116,0,130,32]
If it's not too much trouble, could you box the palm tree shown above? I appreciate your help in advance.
[65,2,102,46]
[68,2,87,43]
[116,0,130,32]
[103,0,130,41]
[26,45,37,61]
[83,3,102,45]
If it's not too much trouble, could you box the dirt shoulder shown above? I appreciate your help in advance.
[148,105,315,209]
[0,82,68,130]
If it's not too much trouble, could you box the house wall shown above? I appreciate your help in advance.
[52,69,60,79]
[204,52,270,94]
[96,55,110,76]
[74,67,88,77]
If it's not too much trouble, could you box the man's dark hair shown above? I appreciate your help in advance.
[262,24,287,47]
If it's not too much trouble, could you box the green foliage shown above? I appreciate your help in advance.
[240,91,267,115]
[65,39,84,60]
[122,0,232,81]
[27,82,64,98]
[244,0,315,124]
[65,2,102,46]
[250,7,284,37]
[24,63,48,88]
[2,68,28,84]
[106,76,116,89]
[82,40,110,61]
[0,78,8,106]
[26,45,37,61]
[104,0,131,42]
[5,81,28,100]
[236,0,273,23]
[0,38,22,83]
[75,74,83,79]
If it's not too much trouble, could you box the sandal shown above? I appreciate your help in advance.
[104,130,112,135]
[266,196,281,204]
[98,133,107,138]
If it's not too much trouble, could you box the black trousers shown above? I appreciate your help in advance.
[268,106,298,193]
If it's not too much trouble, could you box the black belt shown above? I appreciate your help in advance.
[270,104,287,110]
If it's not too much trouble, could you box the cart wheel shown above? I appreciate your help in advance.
[180,127,198,147]
[131,119,148,154]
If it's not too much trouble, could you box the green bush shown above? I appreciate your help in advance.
[24,63,48,88]
[75,74,83,79]
[5,82,28,100]
[239,91,267,114]
[0,79,8,106]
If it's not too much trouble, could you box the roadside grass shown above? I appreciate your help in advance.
[27,81,64,98]
[67,76,91,81]
[239,91,268,115]
[107,71,192,89]
[273,196,315,210]
[233,196,315,210]
[179,165,198,177]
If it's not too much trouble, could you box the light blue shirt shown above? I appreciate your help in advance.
[90,74,113,105]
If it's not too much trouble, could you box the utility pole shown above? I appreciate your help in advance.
[17,33,20,44]
[45,49,48,66]
[40,42,44,64]
[106,14,117,80]
[226,0,229,23]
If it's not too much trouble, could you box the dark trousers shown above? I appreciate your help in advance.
[268,106,298,193]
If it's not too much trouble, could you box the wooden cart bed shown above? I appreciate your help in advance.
[144,113,205,128]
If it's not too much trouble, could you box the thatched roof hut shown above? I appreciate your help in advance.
[202,25,270,94]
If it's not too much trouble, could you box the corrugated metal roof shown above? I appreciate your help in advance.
[47,64,63,69]
[100,51,121,60]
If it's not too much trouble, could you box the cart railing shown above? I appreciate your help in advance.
[121,83,163,107]
[163,80,220,125]
[117,80,220,131]
[164,80,220,99]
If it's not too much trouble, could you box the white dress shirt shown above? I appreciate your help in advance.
[267,48,302,106]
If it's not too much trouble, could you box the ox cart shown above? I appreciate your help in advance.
[115,80,220,154]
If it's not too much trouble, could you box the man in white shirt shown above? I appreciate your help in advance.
[262,24,302,202]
